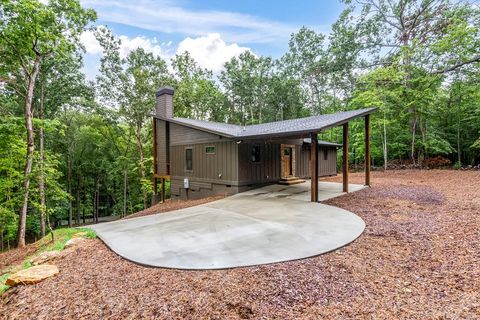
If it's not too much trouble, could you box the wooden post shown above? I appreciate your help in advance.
[343,123,349,193]
[161,178,166,203]
[365,114,371,186]
[310,132,319,202]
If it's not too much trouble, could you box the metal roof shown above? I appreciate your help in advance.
[155,107,376,139]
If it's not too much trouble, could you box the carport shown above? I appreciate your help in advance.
[153,100,376,202]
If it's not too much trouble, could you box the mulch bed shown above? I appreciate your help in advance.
[1,170,479,319]
[0,245,38,272]
[122,195,225,220]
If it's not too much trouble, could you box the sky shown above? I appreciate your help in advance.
[79,0,346,79]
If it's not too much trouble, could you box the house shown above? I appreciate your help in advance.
[152,87,375,202]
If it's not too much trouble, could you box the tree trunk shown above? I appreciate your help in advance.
[67,150,73,227]
[135,126,147,209]
[94,179,100,223]
[123,169,127,218]
[17,55,42,248]
[39,82,46,238]
[76,176,81,226]
[410,117,417,166]
[457,119,461,165]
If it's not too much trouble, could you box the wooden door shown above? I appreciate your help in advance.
[283,148,292,177]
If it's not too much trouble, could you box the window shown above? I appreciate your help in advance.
[323,149,328,160]
[205,146,216,154]
[185,148,193,171]
[251,146,261,162]
[284,148,290,156]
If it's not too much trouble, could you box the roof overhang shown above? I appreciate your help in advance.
[153,107,377,140]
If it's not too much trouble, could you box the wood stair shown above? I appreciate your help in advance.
[278,176,306,185]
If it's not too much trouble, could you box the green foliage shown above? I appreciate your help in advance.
[0,273,10,295]
[41,227,96,252]
[0,207,17,247]
[172,52,227,121]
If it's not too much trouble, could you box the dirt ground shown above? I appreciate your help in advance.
[1,170,479,319]
[123,195,225,220]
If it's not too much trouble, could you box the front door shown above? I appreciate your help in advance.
[283,147,292,177]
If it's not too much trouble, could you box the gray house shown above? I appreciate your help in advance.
[153,87,375,202]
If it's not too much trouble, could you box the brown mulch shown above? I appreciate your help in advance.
[0,245,38,272]
[1,170,479,319]
[123,195,225,220]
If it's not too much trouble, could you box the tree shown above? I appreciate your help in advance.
[171,52,228,122]
[96,27,170,209]
[0,0,95,247]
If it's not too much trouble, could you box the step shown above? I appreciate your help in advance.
[278,178,306,185]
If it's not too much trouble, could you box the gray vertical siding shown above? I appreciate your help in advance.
[296,145,338,178]
[296,144,310,178]
[170,123,225,146]
[169,141,239,196]
[237,142,281,184]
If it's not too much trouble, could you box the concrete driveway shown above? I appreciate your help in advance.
[90,181,365,270]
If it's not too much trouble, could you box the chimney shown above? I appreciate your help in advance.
[155,86,174,118]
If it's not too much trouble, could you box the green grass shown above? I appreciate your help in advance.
[0,273,10,295]
[36,227,96,253]
[0,227,96,296]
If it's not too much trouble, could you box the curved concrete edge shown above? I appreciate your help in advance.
[92,206,365,270]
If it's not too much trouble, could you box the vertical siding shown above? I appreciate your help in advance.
[170,141,238,182]
[238,142,280,184]
[170,123,224,145]
[296,144,311,178]
[296,145,338,178]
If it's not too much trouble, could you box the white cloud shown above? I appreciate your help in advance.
[80,30,103,55]
[177,33,250,73]
[117,35,169,59]
[80,30,172,59]
[80,0,299,44]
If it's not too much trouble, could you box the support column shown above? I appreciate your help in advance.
[343,123,349,193]
[161,178,166,203]
[365,114,371,186]
[310,132,319,202]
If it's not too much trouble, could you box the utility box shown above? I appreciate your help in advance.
[183,178,189,189]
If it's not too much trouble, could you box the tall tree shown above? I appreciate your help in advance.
[171,52,227,121]
[0,0,95,247]
[96,27,170,209]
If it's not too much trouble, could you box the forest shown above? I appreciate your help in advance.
[1,0,479,249]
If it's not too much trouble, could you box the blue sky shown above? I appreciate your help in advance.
[79,0,346,78]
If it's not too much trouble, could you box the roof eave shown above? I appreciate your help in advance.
[239,107,378,140]
[152,115,237,139]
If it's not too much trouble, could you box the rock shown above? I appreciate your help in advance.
[5,265,59,287]
[31,250,62,266]
[64,237,85,249]
[72,232,87,238]
[1,264,23,275]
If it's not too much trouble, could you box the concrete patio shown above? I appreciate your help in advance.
[90,181,366,270]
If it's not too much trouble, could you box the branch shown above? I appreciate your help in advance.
[0,77,26,98]
[432,55,480,74]
[0,31,31,78]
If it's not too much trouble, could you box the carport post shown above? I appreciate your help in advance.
[365,114,371,186]
[310,132,319,202]
[343,123,349,193]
